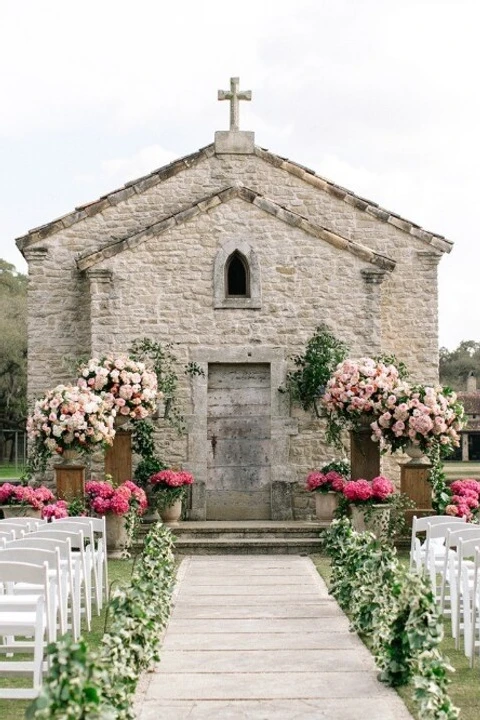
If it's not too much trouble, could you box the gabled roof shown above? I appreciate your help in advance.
[16,143,452,255]
[76,185,396,272]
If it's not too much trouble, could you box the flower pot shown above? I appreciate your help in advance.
[404,443,428,464]
[350,504,391,540]
[105,514,129,557]
[315,491,340,523]
[114,414,130,427]
[56,448,82,465]
[0,505,42,520]
[160,499,182,526]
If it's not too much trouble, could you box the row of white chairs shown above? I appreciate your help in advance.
[0,515,109,699]
[410,514,480,666]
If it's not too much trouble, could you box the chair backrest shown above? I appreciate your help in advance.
[0,530,15,543]
[0,517,47,528]
[28,528,85,550]
[458,536,480,563]
[4,536,72,561]
[412,515,467,534]
[0,559,50,586]
[0,522,27,538]
[52,516,106,538]
[427,520,471,541]
[49,520,95,548]
[0,546,61,571]
[445,526,480,549]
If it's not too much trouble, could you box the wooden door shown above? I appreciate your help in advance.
[207,363,271,520]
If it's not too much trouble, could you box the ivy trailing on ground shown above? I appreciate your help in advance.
[27,522,175,720]
[323,519,459,720]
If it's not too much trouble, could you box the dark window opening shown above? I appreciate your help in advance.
[226,252,250,297]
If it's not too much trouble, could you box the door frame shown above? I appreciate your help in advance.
[186,346,297,520]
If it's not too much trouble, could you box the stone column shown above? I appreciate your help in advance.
[22,247,49,401]
[85,268,113,356]
[360,269,386,355]
[416,251,442,382]
[462,433,470,462]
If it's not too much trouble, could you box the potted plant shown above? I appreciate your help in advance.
[0,483,55,518]
[305,460,349,523]
[342,476,396,539]
[77,355,158,423]
[84,477,147,556]
[444,479,480,522]
[148,469,194,525]
[26,383,116,464]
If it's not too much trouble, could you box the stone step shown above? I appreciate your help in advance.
[173,536,324,555]
[157,521,325,541]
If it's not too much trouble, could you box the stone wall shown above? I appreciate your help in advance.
[20,146,445,514]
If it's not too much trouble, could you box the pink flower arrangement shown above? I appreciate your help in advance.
[306,470,346,494]
[149,470,194,488]
[42,500,69,520]
[370,384,464,457]
[27,384,116,456]
[342,476,395,505]
[85,479,147,517]
[77,355,158,421]
[445,479,480,522]
[322,357,402,430]
[0,483,55,510]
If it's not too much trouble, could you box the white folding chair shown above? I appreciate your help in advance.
[0,546,65,639]
[0,561,50,699]
[410,514,467,570]
[3,536,78,640]
[28,528,91,632]
[51,517,107,614]
[0,522,27,539]
[0,531,15,544]
[0,517,47,532]
[423,520,470,576]
[439,526,480,614]
[468,547,480,667]
[453,536,480,649]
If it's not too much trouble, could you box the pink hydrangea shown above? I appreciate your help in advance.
[371,476,395,501]
[343,479,373,503]
[150,470,195,488]
[85,478,147,517]
[42,500,69,520]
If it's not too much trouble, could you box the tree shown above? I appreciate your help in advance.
[439,340,480,391]
[0,259,27,428]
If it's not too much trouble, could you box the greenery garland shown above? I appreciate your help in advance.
[323,519,459,720]
[27,521,175,719]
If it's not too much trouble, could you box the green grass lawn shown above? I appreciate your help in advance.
[311,553,480,720]
[0,466,25,480]
[0,558,133,720]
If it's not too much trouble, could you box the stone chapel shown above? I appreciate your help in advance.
[16,77,453,521]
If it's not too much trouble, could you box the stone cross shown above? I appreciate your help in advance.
[218,77,252,132]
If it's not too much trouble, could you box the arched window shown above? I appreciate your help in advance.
[213,240,261,309]
[226,251,250,297]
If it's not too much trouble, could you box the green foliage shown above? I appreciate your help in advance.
[320,458,350,476]
[131,419,166,488]
[428,445,452,514]
[283,324,348,416]
[0,260,27,427]
[440,341,480,391]
[324,519,459,719]
[129,337,204,433]
[27,522,175,720]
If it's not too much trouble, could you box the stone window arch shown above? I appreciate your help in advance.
[214,239,261,309]
[226,251,250,297]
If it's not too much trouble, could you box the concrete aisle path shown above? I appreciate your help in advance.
[135,555,413,720]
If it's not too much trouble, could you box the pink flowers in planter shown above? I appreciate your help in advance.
[42,500,69,520]
[85,479,147,517]
[149,470,194,488]
[306,471,346,494]
[0,483,55,510]
[342,476,395,505]
[445,479,480,521]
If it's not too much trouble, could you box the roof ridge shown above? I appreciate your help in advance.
[16,144,216,250]
[254,146,453,253]
[77,185,396,273]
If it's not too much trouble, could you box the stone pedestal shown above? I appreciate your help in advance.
[104,430,132,484]
[350,427,380,480]
[400,460,433,527]
[55,463,86,502]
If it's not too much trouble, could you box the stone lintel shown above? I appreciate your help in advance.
[361,268,387,285]
[416,251,442,267]
[214,131,255,155]
[22,246,48,263]
[85,268,113,284]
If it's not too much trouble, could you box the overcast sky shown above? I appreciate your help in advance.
[1,0,479,350]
